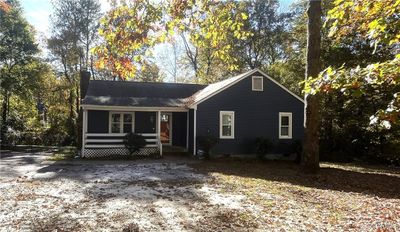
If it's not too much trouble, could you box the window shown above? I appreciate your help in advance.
[252,76,263,91]
[109,112,134,133]
[220,111,234,139]
[279,112,292,139]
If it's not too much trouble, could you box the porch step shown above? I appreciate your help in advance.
[162,146,189,156]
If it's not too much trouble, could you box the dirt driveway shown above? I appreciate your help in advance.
[0,151,259,231]
[1,151,400,231]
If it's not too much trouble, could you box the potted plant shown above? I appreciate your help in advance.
[196,135,218,160]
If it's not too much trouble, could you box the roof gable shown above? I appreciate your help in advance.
[81,69,303,109]
[189,68,304,107]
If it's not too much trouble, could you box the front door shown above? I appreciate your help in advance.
[160,113,172,145]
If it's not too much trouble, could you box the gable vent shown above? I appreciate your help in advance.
[252,76,263,91]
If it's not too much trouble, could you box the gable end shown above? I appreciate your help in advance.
[189,68,304,108]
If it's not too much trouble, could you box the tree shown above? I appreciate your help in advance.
[93,0,250,82]
[48,0,101,144]
[305,0,400,128]
[303,0,322,173]
[136,61,164,82]
[0,0,38,139]
[231,0,293,70]
[93,0,163,80]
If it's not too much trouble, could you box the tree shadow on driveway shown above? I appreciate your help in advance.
[189,159,400,199]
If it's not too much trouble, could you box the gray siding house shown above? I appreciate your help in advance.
[80,69,304,158]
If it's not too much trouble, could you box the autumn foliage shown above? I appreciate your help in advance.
[304,0,400,127]
[93,0,250,80]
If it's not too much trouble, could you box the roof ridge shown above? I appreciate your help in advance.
[89,79,207,86]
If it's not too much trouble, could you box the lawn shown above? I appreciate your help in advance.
[0,152,399,231]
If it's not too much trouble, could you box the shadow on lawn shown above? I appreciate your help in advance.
[34,159,210,202]
[190,159,400,199]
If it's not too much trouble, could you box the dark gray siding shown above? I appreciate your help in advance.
[87,110,109,133]
[196,71,304,155]
[188,109,194,153]
[135,112,156,133]
[172,112,187,147]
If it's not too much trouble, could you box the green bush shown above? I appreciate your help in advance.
[197,136,218,159]
[255,137,273,159]
[123,133,146,155]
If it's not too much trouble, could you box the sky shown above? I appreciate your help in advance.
[21,0,296,37]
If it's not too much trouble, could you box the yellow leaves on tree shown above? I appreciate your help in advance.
[327,0,400,48]
[92,0,163,80]
[93,0,251,80]
[305,0,400,127]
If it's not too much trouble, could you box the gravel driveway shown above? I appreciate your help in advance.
[0,151,258,231]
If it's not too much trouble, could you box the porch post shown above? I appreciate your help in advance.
[82,109,88,157]
[193,107,197,156]
[157,111,162,156]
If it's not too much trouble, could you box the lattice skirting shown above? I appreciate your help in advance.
[82,147,160,158]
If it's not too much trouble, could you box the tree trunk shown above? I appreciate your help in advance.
[2,91,8,124]
[1,90,9,139]
[303,0,322,173]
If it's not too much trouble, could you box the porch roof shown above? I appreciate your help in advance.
[82,80,206,108]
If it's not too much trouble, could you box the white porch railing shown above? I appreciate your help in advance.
[82,133,162,157]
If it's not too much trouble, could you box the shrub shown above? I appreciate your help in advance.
[255,137,273,159]
[197,136,218,159]
[123,133,146,155]
[291,140,303,164]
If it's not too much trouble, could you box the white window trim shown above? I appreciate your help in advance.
[219,111,235,139]
[109,112,135,134]
[279,112,292,139]
[252,76,264,91]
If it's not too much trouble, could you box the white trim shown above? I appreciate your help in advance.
[85,144,158,149]
[279,112,292,139]
[189,68,304,108]
[82,109,87,157]
[108,112,135,134]
[252,76,264,91]
[219,111,235,139]
[193,108,197,155]
[82,104,188,112]
[86,139,123,143]
[157,111,162,155]
[86,133,157,137]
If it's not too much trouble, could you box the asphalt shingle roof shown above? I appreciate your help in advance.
[82,80,206,107]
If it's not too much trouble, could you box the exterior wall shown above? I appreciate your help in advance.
[172,112,187,147]
[188,109,194,153]
[196,71,304,155]
[87,110,158,134]
[135,112,157,133]
[87,110,109,133]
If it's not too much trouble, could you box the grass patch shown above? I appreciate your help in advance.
[47,147,76,161]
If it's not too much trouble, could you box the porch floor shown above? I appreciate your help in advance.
[162,145,189,156]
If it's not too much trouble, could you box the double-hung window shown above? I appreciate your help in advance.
[110,112,134,133]
[279,112,292,139]
[220,111,234,139]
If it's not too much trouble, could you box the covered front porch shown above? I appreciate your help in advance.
[81,106,191,158]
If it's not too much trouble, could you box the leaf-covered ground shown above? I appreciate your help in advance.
[0,151,399,231]
[190,159,400,231]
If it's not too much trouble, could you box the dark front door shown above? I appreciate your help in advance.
[160,113,172,144]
